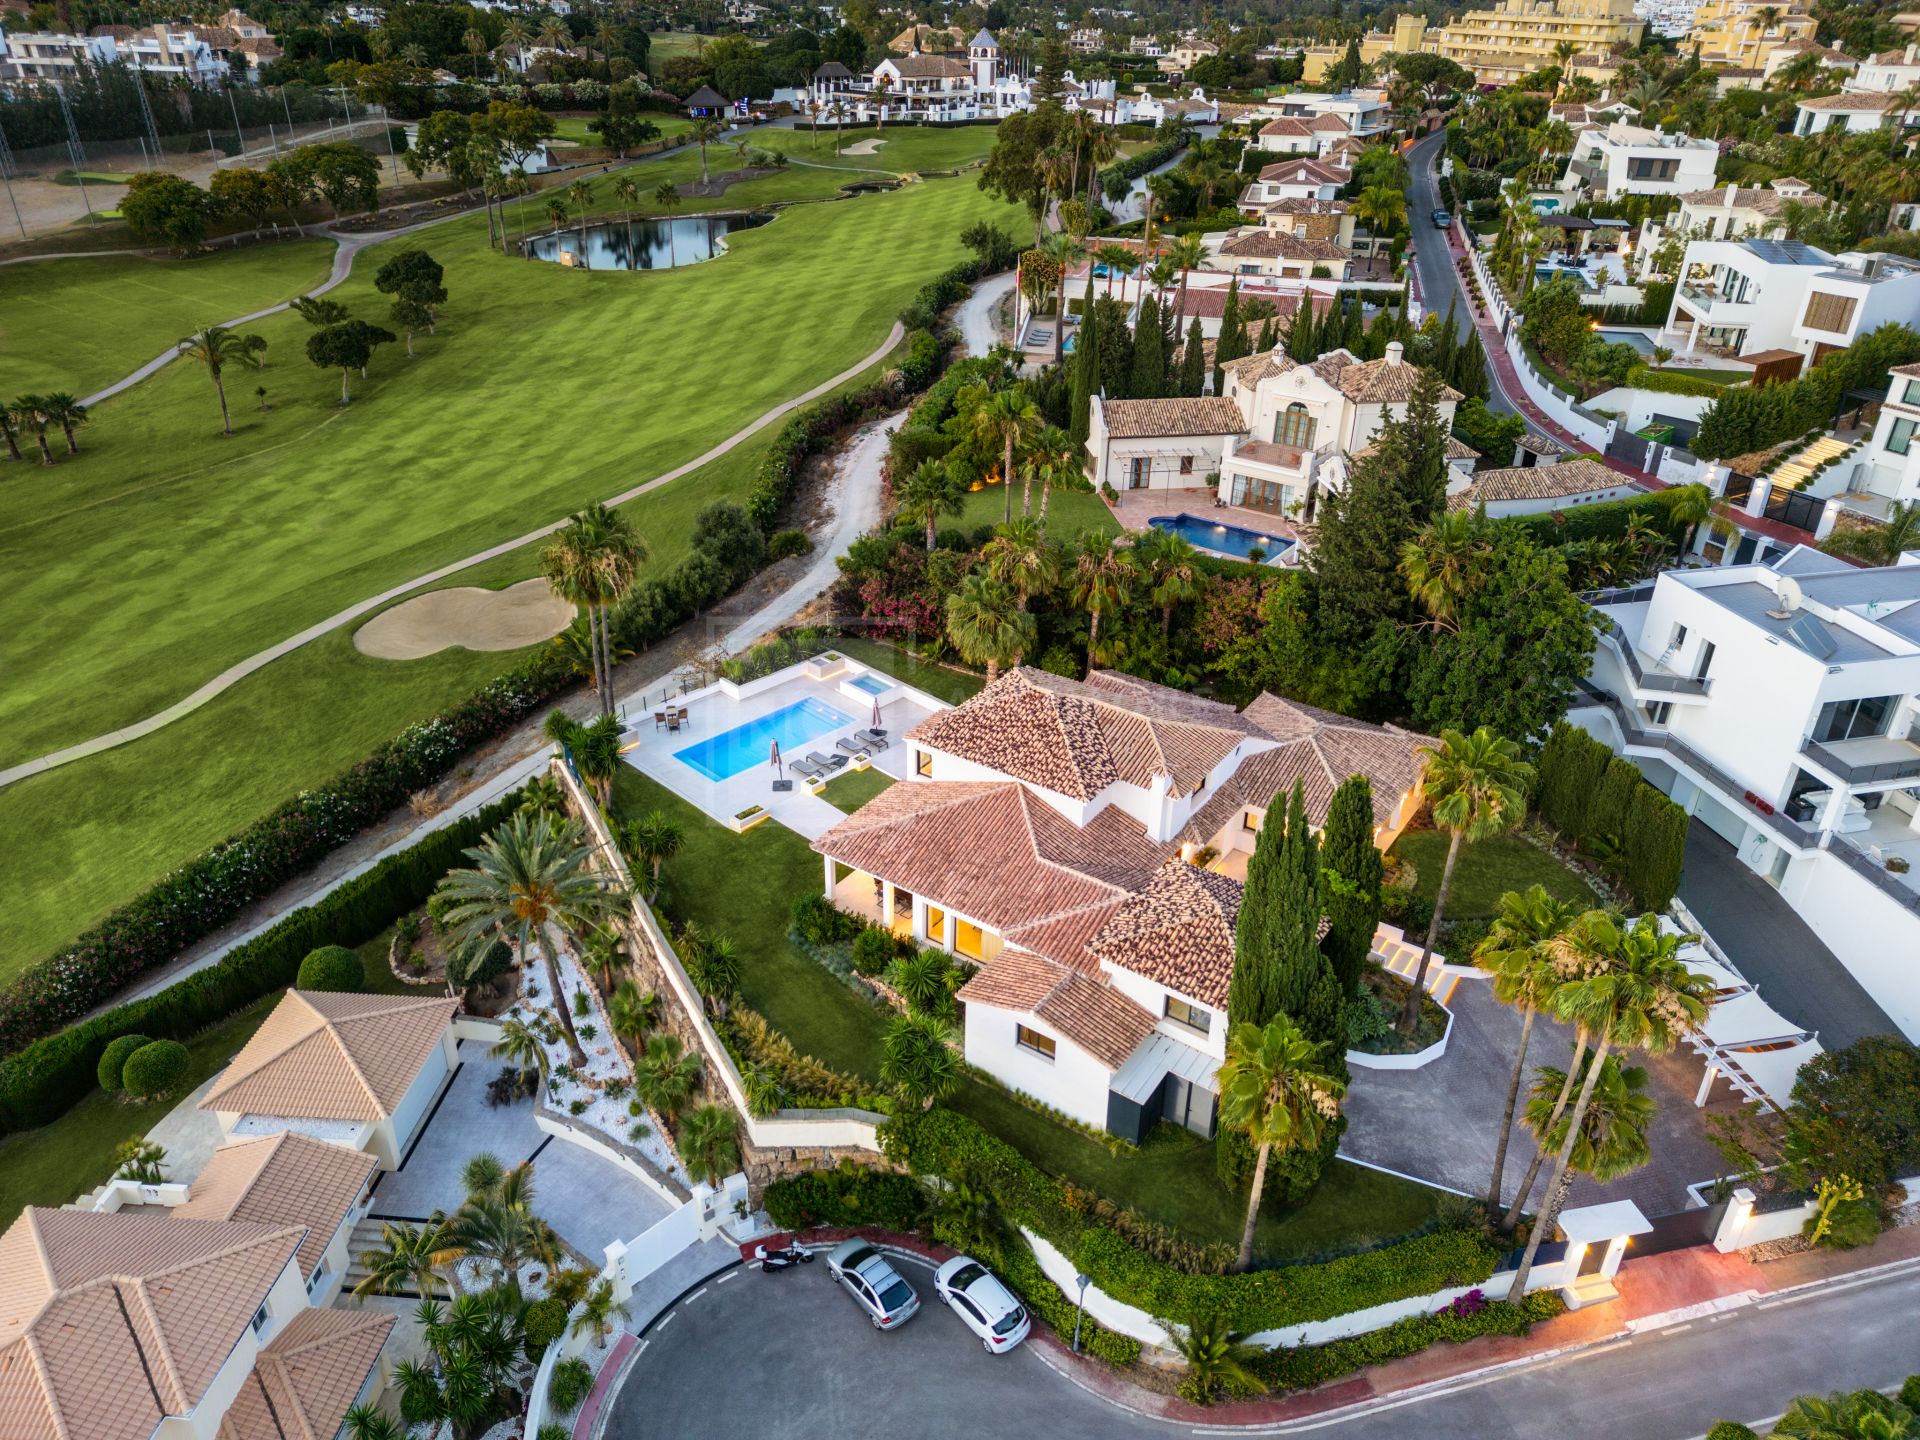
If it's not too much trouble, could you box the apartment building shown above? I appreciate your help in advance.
[1636,178,1827,279]
[1582,550,1920,1037]
[0,27,115,81]
[1687,0,1817,67]
[1299,15,1433,81]
[1662,237,1920,365]
[1559,120,1720,198]
[1431,0,1647,86]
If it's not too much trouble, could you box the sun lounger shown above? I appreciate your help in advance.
[790,757,826,779]
[806,751,848,772]
[854,729,889,750]
[834,736,869,756]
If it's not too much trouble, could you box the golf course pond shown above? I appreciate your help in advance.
[522,211,773,271]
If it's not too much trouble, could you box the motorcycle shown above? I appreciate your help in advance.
[755,1244,814,1273]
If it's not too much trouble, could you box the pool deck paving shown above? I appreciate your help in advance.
[1106,485,1304,550]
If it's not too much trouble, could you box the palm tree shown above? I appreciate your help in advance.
[897,458,966,551]
[678,1103,740,1185]
[827,98,848,155]
[353,1219,451,1299]
[1505,913,1712,1298]
[177,326,268,436]
[463,26,486,78]
[1217,1015,1347,1273]
[614,176,639,229]
[1354,183,1408,262]
[608,979,659,1060]
[583,922,624,994]
[1142,172,1175,255]
[571,1277,632,1345]
[1094,242,1135,299]
[500,16,531,68]
[1523,1052,1655,1204]
[880,1012,960,1108]
[38,393,87,454]
[1167,232,1207,330]
[537,15,571,53]
[441,1164,559,1294]
[981,517,1062,605]
[1475,886,1582,1211]
[1773,1391,1917,1440]
[654,180,682,264]
[971,386,1040,523]
[1029,426,1078,527]
[1070,531,1135,671]
[1132,528,1201,634]
[1039,231,1081,367]
[547,711,623,806]
[946,573,1036,682]
[567,178,595,269]
[0,402,20,461]
[1400,509,1493,630]
[489,1017,551,1085]
[12,396,52,464]
[690,117,722,184]
[635,1032,701,1119]
[872,73,892,130]
[342,1403,405,1440]
[542,504,646,719]
[621,809,683,900]
[434,813,625,1067]
[1399,728,1533,1035]
[1167,1311,1268,1405]
[544,194,570,233]
[461,1151,506,1200]
[1830,500,1920,566]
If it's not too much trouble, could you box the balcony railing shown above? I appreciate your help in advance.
[1825,833,1920,916]
[1801,738,1920,785]
[1680,283,1749,313]
[1596,618,1711,696]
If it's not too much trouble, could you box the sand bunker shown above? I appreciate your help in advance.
[841,138,887,155]
[355,579,574,660]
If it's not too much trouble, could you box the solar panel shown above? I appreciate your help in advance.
[1784,613,1838,660]
[1741,238,1825,267]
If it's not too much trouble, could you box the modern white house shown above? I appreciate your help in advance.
[1635,178,1827,280]
[1824,362,1920,526]
[1559,121,1720,198]
[1580,548,1920,1038]
[1253,90,1391,158]
[1661,237,1920,366]
[0,27,117,81]
[0,1205,392,1440]
[811,668,1431,1138]
[199,989,460,1170]
[1239,157,1352,215]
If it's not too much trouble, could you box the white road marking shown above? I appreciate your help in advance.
[655,1311,675,1329]
[687,1287,708,1304]
[717,1270,737,1284]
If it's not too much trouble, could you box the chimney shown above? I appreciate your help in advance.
[1725,182,1737,209]
[1386,339,1406,364]
[1907,43,1917,63]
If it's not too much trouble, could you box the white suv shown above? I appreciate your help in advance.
[933,1256,1031,1353]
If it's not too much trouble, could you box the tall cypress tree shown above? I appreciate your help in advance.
[1095,295,1132,399]
[1069,274,1099,447]
[1285,296,1315,361]
[1130,294,1166,397]
[1319,776,1383,1000]
[1254,316,1276,354]
[1452,332,1488,401]
[1212,277,1245,393]
[1269,781,1329,1022]
[1181,316,1206,396]
[1343,297,1365,352]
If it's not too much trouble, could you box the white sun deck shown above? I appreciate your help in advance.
[616,654,948,839]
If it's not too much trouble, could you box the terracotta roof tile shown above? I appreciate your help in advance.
[200,990,455,1125]
[958,949,1158,1068]
[176,1133,377,1280]
[1100,395,1248,439]
[1336,356,1463,404]
[1447,456,1630,510]
[1255,158,1350,186]
[218,1308,392,1440]
[0,1209,303,1440]
[1797,90,1899,109]
[1218,230,1351,262]
[1258,117,1313,137]
[1085,858,1243,1009]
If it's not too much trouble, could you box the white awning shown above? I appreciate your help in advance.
[1700,990,1806,1048]
[1557,1199,1654,1244]
[1722,1039,1824,1111]
[1111,1031,1218,1104]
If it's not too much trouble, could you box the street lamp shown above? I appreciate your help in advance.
[1072,1272,1091,1354]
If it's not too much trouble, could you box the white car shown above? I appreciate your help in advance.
[933,1255,1031,1353]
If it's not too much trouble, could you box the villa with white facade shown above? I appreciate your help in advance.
[1581,548,1920,1039]
[811,668,1430,1139]
[806,28,1117,122]
[1559,121,1719,198]
[1253,90,1392,159]
[1794,91,1907,134]
[1824,362,1920,526]
[1635,178,1827,281]
[1661,237,1920,366]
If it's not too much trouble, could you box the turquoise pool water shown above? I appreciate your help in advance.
[848,673,890,695]
[1597,328,1657,355]
[675,697,857,781]
[1148,513,1293,564]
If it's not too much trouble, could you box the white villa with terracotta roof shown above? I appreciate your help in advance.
[1085,341,1472,522]
[811,668,1429,1140]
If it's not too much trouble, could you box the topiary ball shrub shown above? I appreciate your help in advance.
[120,1040,191,1100]
[850,927,898,977]
[523,1297,568,1360]
[297,945,364,992]
[97,1033,153,1094]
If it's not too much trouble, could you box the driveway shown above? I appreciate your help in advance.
[1678,823,1900,1048]
[1342,982,1730,1217]
[368,1039,670,1262]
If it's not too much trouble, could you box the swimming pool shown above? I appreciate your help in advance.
[847,672,890,696]
[1148,514,1293,564]
[1597,328,1657,355]
[674,697,857,782]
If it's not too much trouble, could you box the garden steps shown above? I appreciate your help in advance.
[1369,925,1466,1006]
[343,1215,422,1299]
[1765,434,1853,489]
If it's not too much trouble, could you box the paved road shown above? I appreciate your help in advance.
[1404,131,1483,358]
[1678,824,1900,1047]
[605,1248,1920,1439]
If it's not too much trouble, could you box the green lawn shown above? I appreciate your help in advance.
[1388,828,1606,920]
[0,170,1018,770]
[831,637,985,705]
[0,239,336,398]
[548,112,692,145]
[821,767,893,813]
[0,943,408,1226]
[956,486,1120,540]
[755,125,1000,174]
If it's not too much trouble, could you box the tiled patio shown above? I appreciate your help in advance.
[1105,485,1305,548]
[616,660,945,841]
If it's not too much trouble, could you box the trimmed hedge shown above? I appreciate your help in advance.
[121,1039,190,1099]
[764,1165,929,1231]
[0,797,515,1134]
[95,1033,151,1093]
[522,1297,568,1360]
[1502,492,1673,549]
[1098,133,1188,196]
[0,664,570,1057]
[882,1109,1500,1332]
[296,945,364,992]
[1251,1290,1564,1390]
[1534,724,1686,910]
[1626,365,1725,399]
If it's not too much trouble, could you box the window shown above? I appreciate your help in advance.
[1815,694,1901,743]
[926,905,947,943]
[1801,291,1858,336]
[252,1302,270,1336]
[1669,623,1688,652]
[1179,454,1194,475]
[954,919,985,960]
[1165,996,1213,1034]
[915,749,932,777]
[1903,379,1920,406]
[1015,1024,1056,1059]
[1243,809,1261,832]
[1275,403,1317,449]
[1645,700,1673,726]
[1890,418,1918,457]
[1693,640,1716,681]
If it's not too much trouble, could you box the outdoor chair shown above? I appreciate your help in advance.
[854,729,889,750]
[834,736,868,757]
[666,714,682,733]
[806,751,848,772]
[790,757,825,779]
[675,707,691,727]
[653,711,667,730]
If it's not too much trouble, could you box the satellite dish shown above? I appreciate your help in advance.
[1767,576,1804,620]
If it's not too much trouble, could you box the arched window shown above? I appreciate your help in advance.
[1276,403,1316,450]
